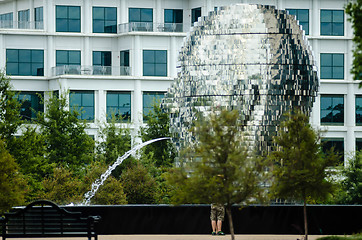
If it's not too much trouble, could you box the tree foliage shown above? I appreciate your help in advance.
[269,110,337,240]
[82,161,127,205]
[166,110,268,240]
[346,0,362,85]
[37,93,94,173]
[0,139,27,214]
[140,102,175,167]
[121,163,158,204]
[336,151,362,204]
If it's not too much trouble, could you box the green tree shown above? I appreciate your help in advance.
[41,166,83,205]
[37,92,94,173]
[166,110,267,240]
[140,102,175,167]
[96,118,133,178]
[346,0,362,85]
[0,72,22,151]
[120,163,158,204]
[269,110,337,240]
[337,151,362,204]
[0,139,27,214]
[82,161,127,205]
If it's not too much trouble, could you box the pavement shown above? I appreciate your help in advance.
[8,235,332,240]
[98,235,329,240]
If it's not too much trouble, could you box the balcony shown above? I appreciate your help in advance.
[118,22,183,33]
[0,20,43,30]
[52,65,131,76]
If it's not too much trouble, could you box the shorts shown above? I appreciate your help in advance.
[210,204,225,221]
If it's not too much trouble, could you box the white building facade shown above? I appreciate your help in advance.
[0,0,358,165]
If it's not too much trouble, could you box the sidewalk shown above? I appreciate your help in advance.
[98,235,329,240]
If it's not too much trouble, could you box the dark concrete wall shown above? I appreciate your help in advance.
[64,204,362,235]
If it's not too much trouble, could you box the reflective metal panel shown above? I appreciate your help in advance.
[162,4,319,154]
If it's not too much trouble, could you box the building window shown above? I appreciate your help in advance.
[56,6,81,32]
[93,51,111,75]
[356,138,362,152]
[129,8,153,23]
[0,12,13,28]
[69,91,94,121]
[356,96,362,126]
[34,7,43,29]
[17,91,44,121]
[143,92,165,121]
[120,50,129,75]
[286,9,309,35]
[143,50,167,77]
[106,91,131,122]
[164,9,183,31]
[321,10,344,36]
[320,95,344,125]
[191,7,201,25]
[320,53,344,79]
[18,9,29,29]
[56,50,81,66]
[6,49,44,76]
[322,138,344,165]
[93,7,117,33]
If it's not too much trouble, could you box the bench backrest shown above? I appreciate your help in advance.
[3,200,94,235]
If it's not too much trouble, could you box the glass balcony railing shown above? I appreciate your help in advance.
[118,22,183,33]
[0,20,44,29]
[52,65,131,76]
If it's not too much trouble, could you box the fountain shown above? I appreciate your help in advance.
[83,137,170,205]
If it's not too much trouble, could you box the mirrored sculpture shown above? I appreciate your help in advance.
[162,4,319,154]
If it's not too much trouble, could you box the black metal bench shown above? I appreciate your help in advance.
[0,200,100,240]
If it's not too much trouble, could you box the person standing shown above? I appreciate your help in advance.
[210,203,225,235]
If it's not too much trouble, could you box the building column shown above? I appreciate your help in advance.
[120,0,127,23]
[83,37,91,66]
[346,83,355,155]
[83,0,91,34]
[312,0,319,37]
[46,36,54,77]
[30,0,34,28]
[156,0,162,24]
[133,35,143,145]
[170,36,176,78]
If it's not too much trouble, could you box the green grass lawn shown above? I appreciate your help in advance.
[317,234,362,240]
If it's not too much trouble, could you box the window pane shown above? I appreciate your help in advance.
[321,22,331,35]
[333,54,344,66]
[129,8,140,22]
[321,53,332,66]
[321,10,331,22]
[164,9,173,23]
[82,93,94,107]
[19,50,31,62]
[155,50,167,63]
[32,63,44,76]
[107,93,118,106]
[321,66,332,79]
[105,7,116,20]
[141,8,153,22]
[70,92,82,106]
[56,50,68,64]
[93,7,104,20]
[56,19,67,32]
[56,6,67,18]
[333,23,344,36]
[155,63,167,76]
[69,19,81,32]
[32,50,44,63]
[69,51,81,65]
[333,66,344,79]
[143,50,154,63]
[6,63,18,75]
[333,10,344,23]
[143,63,154,76]
[19,63,31,75]
[68,6,80,19]
[298,10,309,22]
[93,20,104,33]
[6,49,18,62]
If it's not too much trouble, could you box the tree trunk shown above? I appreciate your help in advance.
[226,205,235,240]
[303,200,308,240]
